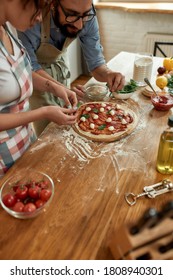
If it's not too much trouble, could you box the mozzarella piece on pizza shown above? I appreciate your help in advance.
[80,116,86,122]
[93,114,98,119]
[90,123,95,129]
[86,107,91,111]
[108,126,114,131]
[106,117,112,123]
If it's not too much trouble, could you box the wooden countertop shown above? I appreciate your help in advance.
[95,2,173,14]
[0,52,173,260]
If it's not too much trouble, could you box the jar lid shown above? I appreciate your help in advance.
[168,115,173,126]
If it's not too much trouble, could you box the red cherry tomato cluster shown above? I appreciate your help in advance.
[2,180,52,213]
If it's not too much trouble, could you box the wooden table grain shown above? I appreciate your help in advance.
[0,52,172,260]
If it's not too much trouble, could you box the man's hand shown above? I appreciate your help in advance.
[71,84,85,100]
[107,72,125,92]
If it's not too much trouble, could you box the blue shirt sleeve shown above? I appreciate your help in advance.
[79,17,106,72]
[18,24,42,71]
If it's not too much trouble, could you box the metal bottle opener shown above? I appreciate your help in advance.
[125,179,173,206]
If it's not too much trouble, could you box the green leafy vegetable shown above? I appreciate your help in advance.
[117,79,138,94]
[92,108,99,113]
[167,76,173,94]
[107,109,113,114]
[98,124,106,130]
[81,114,90,119]
[77,101,83,108]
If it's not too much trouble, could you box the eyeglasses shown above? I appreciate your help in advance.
[57,1,96,23]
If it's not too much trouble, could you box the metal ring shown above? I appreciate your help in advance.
[124,193,137,206]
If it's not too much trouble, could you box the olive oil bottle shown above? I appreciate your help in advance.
[156,116,173,174]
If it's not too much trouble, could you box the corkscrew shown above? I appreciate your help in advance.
[125,179,173,206]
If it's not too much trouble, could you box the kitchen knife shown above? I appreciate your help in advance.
[130,208,159,235]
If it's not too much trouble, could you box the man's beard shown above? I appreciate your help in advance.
[53,9,81,38]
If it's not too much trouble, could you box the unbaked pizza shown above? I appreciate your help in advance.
[73,102,138,142]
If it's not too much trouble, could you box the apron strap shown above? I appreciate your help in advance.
[0,24,28,66]
[41,9,51,43]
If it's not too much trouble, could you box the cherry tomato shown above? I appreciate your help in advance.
[12,184,20,192]
[35,199,45,209]
[23,203,36,213]
[2,194,17,208]
[40,189,52,202]
[16,186,28,200]
[13,202,24,212]
[39,180,49,189]
[28,186,40,199]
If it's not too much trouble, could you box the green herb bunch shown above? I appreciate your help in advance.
[117,79,138,94]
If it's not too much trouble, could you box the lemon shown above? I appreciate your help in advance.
[156,76,168,89]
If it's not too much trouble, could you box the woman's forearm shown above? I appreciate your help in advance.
[34,69,64,88]
[0,107,46,131]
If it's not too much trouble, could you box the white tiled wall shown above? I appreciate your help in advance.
[96,9,173,61]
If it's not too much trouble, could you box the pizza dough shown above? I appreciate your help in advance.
[73,101,138,142]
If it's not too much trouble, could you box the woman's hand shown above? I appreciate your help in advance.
[45,106,78,125]
[51,83,78,109]
[32,72,78,109]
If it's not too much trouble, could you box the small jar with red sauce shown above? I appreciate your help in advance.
[151,92,173,111]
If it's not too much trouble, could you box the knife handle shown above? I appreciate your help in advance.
[162,201,173,219]
[130,208,159,235]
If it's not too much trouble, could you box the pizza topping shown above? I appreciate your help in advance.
[108,126,115,131]
[86,107,92,111]
[116,104,120,109]
[81,114,90,119]
[90,123,95,129]
[110,109,115,116]
[117,114,123,120]
[106,117,112,123]
[101,103,107,107]
[92,108,99,113]
[80,116,86,122]
[121,119,127,125]
[98,124,106,130]
[93,114,99,119]
[100,107,104,112]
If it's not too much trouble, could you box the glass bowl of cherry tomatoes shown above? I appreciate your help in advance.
[0,170,54,219]
[151,92,173,111]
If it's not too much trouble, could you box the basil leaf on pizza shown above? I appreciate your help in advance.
[98,124,106,130]
[73,102,138,142]
[81,114,90,119]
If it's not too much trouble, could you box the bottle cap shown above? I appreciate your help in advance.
[168,115,173,127]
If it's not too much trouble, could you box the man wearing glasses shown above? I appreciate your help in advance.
[18,0,125,136]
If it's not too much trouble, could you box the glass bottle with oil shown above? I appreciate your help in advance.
[156,116,173,174]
